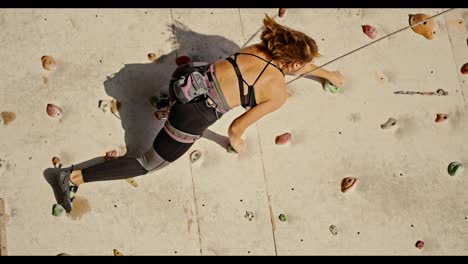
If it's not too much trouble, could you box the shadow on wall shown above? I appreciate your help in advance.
[103,20,240,157]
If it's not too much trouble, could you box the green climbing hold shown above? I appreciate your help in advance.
[227,144,237,154]
[52,204,65,217]
[278,214,288,222]
[323,80,339,94]
[448,161,463,176]
[150,96,160,107]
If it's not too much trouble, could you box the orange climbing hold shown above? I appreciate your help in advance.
[435,113,448,123]
[41,55,56,70]
[148,53,157,62]
[275,132,292,145]
[341,177,357,193]
[409,13,438,40]
[0,112,16,126]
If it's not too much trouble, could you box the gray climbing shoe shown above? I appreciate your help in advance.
[44,166,74,213]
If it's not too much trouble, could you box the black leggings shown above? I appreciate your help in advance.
[82,100,222,183]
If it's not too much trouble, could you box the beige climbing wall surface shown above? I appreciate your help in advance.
[0,8,467,255]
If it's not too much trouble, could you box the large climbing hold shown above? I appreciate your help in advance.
[409,13,438,40]
[362,25,377,39]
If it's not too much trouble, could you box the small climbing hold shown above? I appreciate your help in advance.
[98,100,111,113]
[104,150,118,161]
[0,112,16,126]
[176,55,192,66]
[110,100,120,118]
[461,63,468,75]
[190,150,201,163]
[46,104,62,118]
[323,80,339,94]
[380,118,397,129]
[362,25,377,39]
[52,204,65,217]
[113,249,124,256]
[278,8,286,18]
[52,157,61,168]
[435,113,448,123]
[275,132,292,145]
[148,53,157,62]
[409,13,438,40]
[447,161,463,176]
[126,178,138,188]
[329,225,340,236]
[227,144,238,154]
[415,240,424,249]
[341,177,357,193]
[244,211,254,221]
[278,214,287,222]
[41,55,56,70]
[57,253,71,256]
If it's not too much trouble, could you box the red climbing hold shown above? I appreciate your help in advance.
[415,240,424,249]
[461,63,468,75]
[278,8,286,18]
[105,150,119,161]
[176,56,192,66]
[362,25,377,39]
[46,104,62,118]
[275,132,292,145]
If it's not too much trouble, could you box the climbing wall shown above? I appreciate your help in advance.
[0,8,467,255]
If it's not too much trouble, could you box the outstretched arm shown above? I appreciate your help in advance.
[291,62,345,88]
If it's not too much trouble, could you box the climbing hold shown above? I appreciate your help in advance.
[176,55,192,66]
[52,157,61,168]
[148,53,157,62]
[461,63,468,75]
[41,55,56,70]
[362,25,377,39]
[150,93,171,110]
[380,118,397,129]
[409,13,438,40]
[113,249,124,256]
[154,110,170,120]
[126,178,138,188]
[57,253,71,256]
[190,150,201,163]
[0,112,16,126]
[329,225,340,236]
[46,104,62,118]
[244,211,254,221]
[341,177,357,193]
[52,204,65,217]
[435,113,448,123]
[110,100,120,118]
[278,8,286,18]
[323,80,339,94]
[278,214,287,222]
[227,144,238,154]
[98,100,111,113]
[104,150,119,161]
[415,240,424,249]
[275,132,292,145]
[394,89,448,96]
[447,161,463,176]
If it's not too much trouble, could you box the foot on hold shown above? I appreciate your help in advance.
[323,80,339,94]
[381,118,397,129]
[448,161,463,176]
[190,150,201,163]
[341,177,357,193]
[45,166,75,214]
[435,113,448,123]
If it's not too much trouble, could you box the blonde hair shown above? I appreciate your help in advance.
[257,14,320,69]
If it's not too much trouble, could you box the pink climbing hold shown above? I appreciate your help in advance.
[278,8,286,18]
[415,240,424,249]
[461,63,468,75]
[105,150,119,161]
[176,55,192,66]
[46,104,62,118]
[275,132,292,145]
[362,25,377,39]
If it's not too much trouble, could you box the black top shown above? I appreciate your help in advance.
[226,52,284,109]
